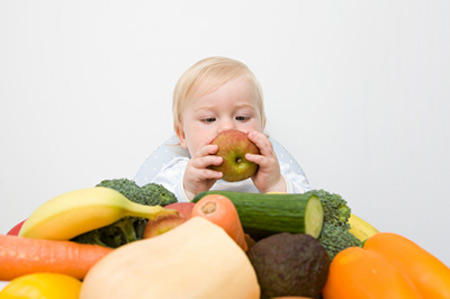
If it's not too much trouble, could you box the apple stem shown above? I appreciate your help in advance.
[201,202,217,214]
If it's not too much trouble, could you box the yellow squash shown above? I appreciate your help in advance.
[348,214,379,241]
[80,217,260,299]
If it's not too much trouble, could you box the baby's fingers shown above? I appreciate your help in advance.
[245,153,268,168]
[192,155,223,169]
[194,144,219,158]
[247,131,273,157]
[196,168,223,180]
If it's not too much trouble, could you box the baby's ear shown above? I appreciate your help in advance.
[175,126,187,149]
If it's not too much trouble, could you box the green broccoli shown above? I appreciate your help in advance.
[71,216,143,248]
[96,178,177,206]
[141,182,177,206]
[304,189,362,259]
[318,223,362,259]
[71,178,177,248]
[96,178,143,203]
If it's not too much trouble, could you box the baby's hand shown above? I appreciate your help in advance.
[183,144,223,201]
[245,131,286,193]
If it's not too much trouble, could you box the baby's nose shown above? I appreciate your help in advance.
[218,118,235,132]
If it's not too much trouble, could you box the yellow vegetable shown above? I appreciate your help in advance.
[80,217,260,299]
[0,273,81,299]
[19,187,176,240]
[348,214,379,241]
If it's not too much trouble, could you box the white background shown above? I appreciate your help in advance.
[1,0,449,266]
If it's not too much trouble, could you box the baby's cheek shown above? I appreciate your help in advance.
[250,120,264,132]
[241,123,261,134]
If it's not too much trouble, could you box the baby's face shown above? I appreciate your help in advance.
[177,76,263,156]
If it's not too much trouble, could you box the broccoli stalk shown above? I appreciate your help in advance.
[304,189,362,259]
[71,178,177,248]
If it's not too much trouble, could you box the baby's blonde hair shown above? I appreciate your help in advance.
[172,56,266,134]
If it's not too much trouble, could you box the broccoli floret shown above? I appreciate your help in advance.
[96,178,144,203]
[97,179,177,206]
[72,216,144,248]
[71,179,178,248]
[141,183,177,206]
[304,189,361,259]
[318,223,362,259]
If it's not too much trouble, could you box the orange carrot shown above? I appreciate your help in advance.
[364,232,450,299]
[192,194,248,251]
[0,234,113,281]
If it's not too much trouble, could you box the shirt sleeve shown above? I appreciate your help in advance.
[270,137,311,193]
[153,157,192,202]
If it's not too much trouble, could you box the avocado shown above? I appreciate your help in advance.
[247,233,330,299]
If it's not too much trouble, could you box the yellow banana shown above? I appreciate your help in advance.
[348,213,379,242]
[19,187,177,240]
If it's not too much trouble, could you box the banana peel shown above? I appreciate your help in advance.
[348,213,379,242]
[19,187,177,240]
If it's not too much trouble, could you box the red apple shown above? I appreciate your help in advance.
[209,129,260,182]
[7,219,26,236]
[143,215,186,239]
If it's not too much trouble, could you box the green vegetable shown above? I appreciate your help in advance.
[71,179,177,248]
[95,178,176,206]
[95,179,143,203]
[140,182,177,206]
[71,216,143,248]
[306,189,351,226]
[318,222,362,259]
[192,191,324,238]
[304,190,362,259]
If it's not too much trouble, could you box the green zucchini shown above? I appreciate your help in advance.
[192,191,323,238]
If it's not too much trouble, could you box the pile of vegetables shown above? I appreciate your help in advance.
[193,189,363,259]
[1,181,449,299]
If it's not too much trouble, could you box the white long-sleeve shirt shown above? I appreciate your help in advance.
[134,135,311,202]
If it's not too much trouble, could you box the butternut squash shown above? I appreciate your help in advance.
[323,247,421,299]
[80,217,260,299]
[364,232,450,299]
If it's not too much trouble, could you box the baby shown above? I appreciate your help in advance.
[135,57,310,201]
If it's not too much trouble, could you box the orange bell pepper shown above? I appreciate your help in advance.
[364,232,450,299]
[323,246,421,299]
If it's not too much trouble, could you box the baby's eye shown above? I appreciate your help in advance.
[235,116,250,121]
[201,117,216,123]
